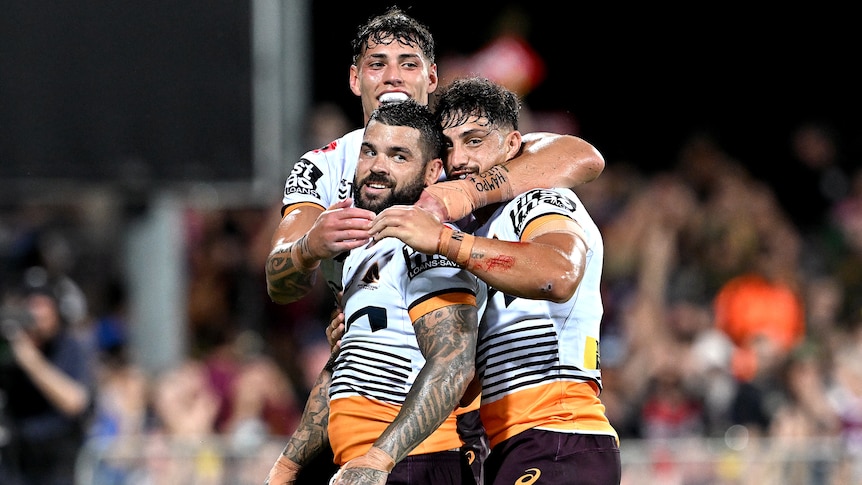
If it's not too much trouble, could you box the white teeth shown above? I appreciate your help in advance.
[459,174,466,180]
[379,92,408,104]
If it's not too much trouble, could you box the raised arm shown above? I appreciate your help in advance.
[266,199,374,304]
[417,133,604,221]
[370,205,587,302]
[266,204,325,304]
[9,330,90,417]
[331,303,478,485]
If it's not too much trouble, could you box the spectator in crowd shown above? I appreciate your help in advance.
[0,282,95,485]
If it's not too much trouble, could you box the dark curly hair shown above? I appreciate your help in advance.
[433,76,521,132]
[351,6,436,65]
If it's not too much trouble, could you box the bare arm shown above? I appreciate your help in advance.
[371,205,587,302]
[266,205,323,304]
[417,133,604,221]
[333,303,478,485]
[265,355,335,485]
[266,199,374,304]
[514,132,605,191]
[10,331,90,417]
[460,229,586,303]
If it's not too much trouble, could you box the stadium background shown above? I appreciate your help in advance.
[1,2,861,484]
[2,1,858,183]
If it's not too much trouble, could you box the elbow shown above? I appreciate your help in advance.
[538,273,581,303]
[582,148,605,183]
[61,389,91,418]
[543,285,577,304]
[454,355,476,395]
[267,286,299,305]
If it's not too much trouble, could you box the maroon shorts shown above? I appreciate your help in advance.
[386,450,472,485]
[485,429,621,485]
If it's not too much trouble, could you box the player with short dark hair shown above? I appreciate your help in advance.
[369,77,621,484]
[266,100,485,485]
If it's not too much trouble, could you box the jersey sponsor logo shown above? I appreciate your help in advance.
[403,246,458,279]
[509,190,577,235]
[516,468,541,484]
[285,159,323,197]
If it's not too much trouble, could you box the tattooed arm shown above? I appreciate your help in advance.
[417,133,604,222]
[371,205,588,303]
[266,204,324,305]
[266,199,374,304]
[333,303,479,485]
[264,353,337,485]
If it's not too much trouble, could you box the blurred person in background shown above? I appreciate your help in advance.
[143,358,223,485]
[0,282,95,485]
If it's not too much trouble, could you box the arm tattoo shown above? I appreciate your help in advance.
[374,303,478,463]
[280,369,332,466]
[337,468,388,484]
[266,240,316,302]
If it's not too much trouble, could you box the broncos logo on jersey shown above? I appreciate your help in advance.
[509,189,578,236]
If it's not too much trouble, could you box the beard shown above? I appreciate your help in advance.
[353,174,426,214]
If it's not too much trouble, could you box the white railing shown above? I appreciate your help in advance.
[619,436,861,485]
[75,434,862,485]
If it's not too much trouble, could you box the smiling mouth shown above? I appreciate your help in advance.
[379,92,408,104]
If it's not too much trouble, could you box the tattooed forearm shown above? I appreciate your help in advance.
[374,304,478,463]
[280,369,332,466]
[266,241,316,304]
[335,468,388,485]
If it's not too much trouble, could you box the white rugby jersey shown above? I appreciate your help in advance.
[470,187,617,447]
[281,128,364,294]
[328,232,487,464]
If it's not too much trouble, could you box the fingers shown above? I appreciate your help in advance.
[328,198,354,210]
[328,198,375,222]
[326,309,345,350]
[369,206,411,234]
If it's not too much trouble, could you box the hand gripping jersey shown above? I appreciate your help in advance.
[471,188,618,448]
[328,232,487,465]
[281,128,364,295]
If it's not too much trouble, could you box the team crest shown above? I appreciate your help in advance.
[509,190,577,235]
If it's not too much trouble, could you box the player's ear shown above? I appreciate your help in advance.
[427,63,439,94]
[424,158,443,186]
[349,65,361,96]
[504,130,523,161]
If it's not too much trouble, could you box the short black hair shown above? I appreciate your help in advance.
[352,6,436,65]
[434,76,521,132]
[368,100,444,161]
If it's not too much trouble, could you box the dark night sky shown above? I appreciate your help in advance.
[1,1,859,185]
[314,2,862,181]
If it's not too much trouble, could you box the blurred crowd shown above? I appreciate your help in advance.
[1,112,860,484]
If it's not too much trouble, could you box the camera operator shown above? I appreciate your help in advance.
[0,284,94,485]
